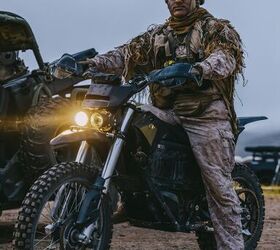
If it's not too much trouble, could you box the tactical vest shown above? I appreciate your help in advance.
[150,24,222,116]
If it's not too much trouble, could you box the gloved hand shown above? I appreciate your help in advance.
[148,63,203,88]
[82,66,99,79]
[52,54,84,79]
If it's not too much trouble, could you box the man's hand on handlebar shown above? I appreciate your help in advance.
[147,63,203,88]
[82,66,99,79]
[52,51,98,80]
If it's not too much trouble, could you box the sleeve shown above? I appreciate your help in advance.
[195,18,244,81]
[90,49,125,76]
[195,48,237,80]
[90,25,159,79]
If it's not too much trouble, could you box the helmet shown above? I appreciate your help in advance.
[166,0,205,5]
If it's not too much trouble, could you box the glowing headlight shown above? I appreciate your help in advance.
[74,111,89,127]
[90,110,113,131]
[90,112,104,129]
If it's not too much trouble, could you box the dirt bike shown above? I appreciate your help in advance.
[13,58,265,249]
[0,11,97,214]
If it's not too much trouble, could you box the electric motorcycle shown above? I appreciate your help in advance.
[14,59,265,250]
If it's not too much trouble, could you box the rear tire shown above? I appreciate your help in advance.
[196,163,265,250]
[13,162,113,250]
[19,97,77,179]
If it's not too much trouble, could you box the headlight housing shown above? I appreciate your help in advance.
[90,110,113,131]
[74,110,113,131]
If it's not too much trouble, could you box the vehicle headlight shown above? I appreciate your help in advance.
[74,111,89,127]
[90,112,104,129]
[90,110,113,131]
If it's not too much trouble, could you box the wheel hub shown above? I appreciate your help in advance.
[61,219,81,249]
[237,188,258,237]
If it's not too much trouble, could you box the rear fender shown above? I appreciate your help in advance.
[237,116,268,135]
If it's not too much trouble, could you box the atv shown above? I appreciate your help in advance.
[0,11,97,214]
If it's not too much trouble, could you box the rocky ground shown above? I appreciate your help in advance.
[0,195,279,250]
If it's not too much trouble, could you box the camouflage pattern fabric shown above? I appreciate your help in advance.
[138,102,245,249]
[179,100,244,250]
[90,7,245,250]
[91,9,244,134]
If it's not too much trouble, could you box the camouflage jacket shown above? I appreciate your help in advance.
[90,11,244,133]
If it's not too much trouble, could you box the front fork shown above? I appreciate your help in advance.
[76,107,135,243]
[49,107,134,242]
[102,107,135,191]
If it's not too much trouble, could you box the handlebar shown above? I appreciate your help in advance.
[52,52,197,90]
[128,63,197,92]
[50,48,98,79]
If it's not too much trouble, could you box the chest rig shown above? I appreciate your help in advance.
[153,26,204,68]
[150,24,222,117]
[150,26,208,110]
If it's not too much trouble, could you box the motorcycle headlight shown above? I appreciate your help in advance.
[90,112,104,129]
[74,111,89,127]
[90,110,113,131]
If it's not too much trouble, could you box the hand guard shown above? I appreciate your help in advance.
[148,63,202,88]
[53,54,84,79]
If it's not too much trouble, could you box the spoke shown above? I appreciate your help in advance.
[33,179,91,249]
[47,201,52,214]
[74,188,87,213]
[42,239,60,250]
[67,183,81,215]
[39,211,53,224]
[34,232,53,247]
[35,230,47,236]
[67,185,87,216]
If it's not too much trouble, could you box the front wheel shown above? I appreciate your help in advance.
[196,163,265,250]
[13,162,113,250]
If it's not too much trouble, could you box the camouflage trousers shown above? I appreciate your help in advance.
[141,100,244,250]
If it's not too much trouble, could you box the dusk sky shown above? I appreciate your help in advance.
[1,0,279,133]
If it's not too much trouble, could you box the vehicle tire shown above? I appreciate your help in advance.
[196,162,265,250]
[13,162,113,250]
[19,96,77,180]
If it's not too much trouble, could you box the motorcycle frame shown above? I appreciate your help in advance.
[49,91,269,243]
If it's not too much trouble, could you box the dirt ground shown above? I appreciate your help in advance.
[0,195,279,250]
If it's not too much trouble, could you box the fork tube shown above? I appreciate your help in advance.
[75,141,90,163]
[102,107,134,192]
[78,108,135,243]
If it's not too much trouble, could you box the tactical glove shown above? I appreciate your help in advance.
[148,63,203,88]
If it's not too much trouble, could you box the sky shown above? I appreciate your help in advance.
[1,0,279,133]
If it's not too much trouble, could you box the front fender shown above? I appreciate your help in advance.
[50,129,108,149]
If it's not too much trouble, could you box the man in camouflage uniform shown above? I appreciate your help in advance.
[85,0,245,249]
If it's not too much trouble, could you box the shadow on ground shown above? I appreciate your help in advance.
[0,224,14,244]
